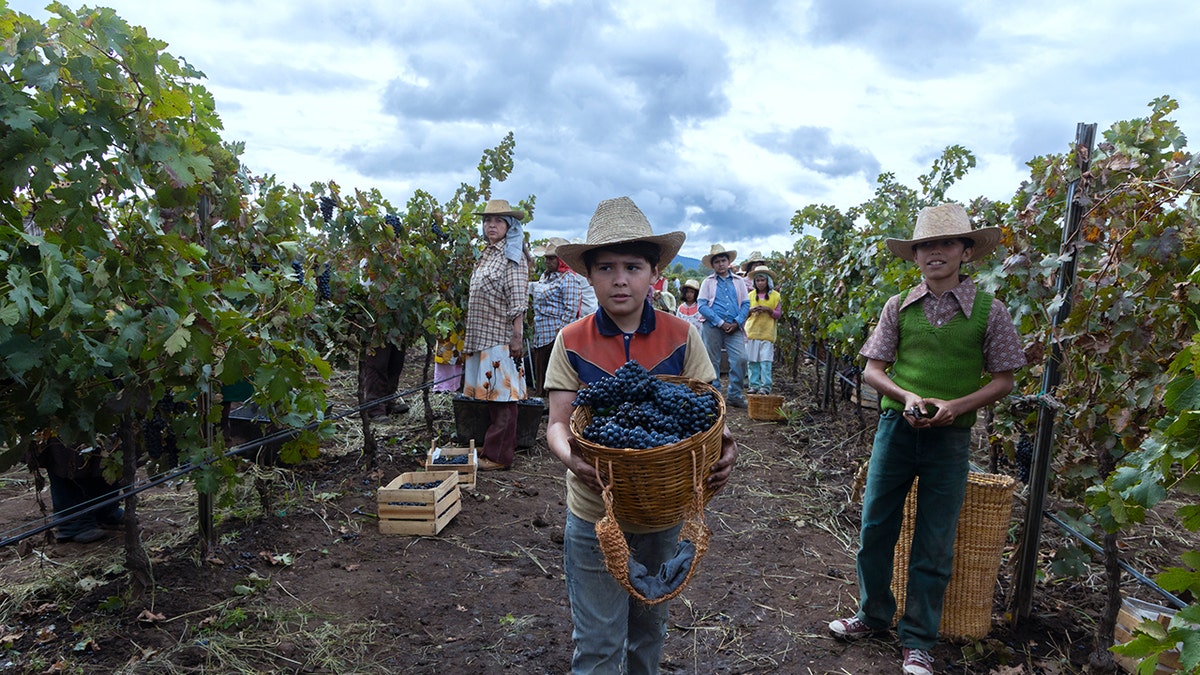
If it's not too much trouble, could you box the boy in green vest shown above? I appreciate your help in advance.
[828,203,1025,675]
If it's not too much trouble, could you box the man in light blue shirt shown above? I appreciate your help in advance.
[697,244,750,408]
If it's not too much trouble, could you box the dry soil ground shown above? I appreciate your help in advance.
[0,367,1185,674]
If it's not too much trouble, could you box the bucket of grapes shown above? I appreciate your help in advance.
[569,362,726,530]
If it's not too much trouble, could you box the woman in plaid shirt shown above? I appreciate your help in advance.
[463,200,531,471]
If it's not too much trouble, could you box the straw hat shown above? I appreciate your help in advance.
[531,236,569,257]
[475,199,525,220]
[701,244,738,269]
[682,278,701,292]
[885,203,1000,262]
[748,265,775,283]
[741,250,766,272]
[555,197,685,275]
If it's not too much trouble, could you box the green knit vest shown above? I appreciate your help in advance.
[880,289,992,428]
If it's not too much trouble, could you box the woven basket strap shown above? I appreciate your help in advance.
[592,448,712,606]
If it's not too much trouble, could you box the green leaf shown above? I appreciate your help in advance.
[163,326,190,355]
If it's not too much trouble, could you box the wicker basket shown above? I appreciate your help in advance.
[569,376,726,530]
[747,394,785,421]
[891,472,1017,640]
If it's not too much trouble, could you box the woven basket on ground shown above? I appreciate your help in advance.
[569,376,726,530]
[890,472,1017,640]
[747,394,785,421]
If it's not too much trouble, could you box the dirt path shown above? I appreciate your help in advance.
[0,377,1102,674]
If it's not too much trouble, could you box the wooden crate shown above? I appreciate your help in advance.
[424,440,477,490]
[1113,597,1182,674]
[377,471,461,535]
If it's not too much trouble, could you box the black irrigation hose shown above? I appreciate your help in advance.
[1042,510,1188,610]
[0,376,455,548]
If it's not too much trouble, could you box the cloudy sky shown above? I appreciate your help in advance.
[12,0,1199,261]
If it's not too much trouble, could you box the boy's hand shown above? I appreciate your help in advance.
[563,437,606,494]
[707,426,738,493]
[919,398,961,427]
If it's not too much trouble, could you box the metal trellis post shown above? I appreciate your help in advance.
[1011,122,1097,623]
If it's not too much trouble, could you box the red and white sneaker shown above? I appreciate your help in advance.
[827,616,877,641]
[902,648,935,675]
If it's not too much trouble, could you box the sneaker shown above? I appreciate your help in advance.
[388,399,410,415]
[828,616,877,641]
[727,398,748,409]
[902,648,935,675]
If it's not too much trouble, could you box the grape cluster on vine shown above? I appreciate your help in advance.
[574,361,719,450]
[316,263,331,300]
[144,394,185,466]
[318,196,335,224]
[1015,434,1034,483]
[384,214,402,238]
[290,260,304,284]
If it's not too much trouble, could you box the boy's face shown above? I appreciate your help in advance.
[711,254,731,275]
[587,252,658,321]
[913,237,972,284]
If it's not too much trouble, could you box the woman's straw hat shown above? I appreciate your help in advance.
[740,250,766,272]
[531,236,569,257]
[701,244,738,269]
[885,203,1000,262]
[682,278,701,292]
[748,265,775,282]
[475,199,525,220]
[555,197,685,275]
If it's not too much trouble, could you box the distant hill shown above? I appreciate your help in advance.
[673,255,702,271]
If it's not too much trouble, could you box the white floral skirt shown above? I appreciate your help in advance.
[462,344,527,402]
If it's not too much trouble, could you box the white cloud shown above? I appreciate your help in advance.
[9,0,1199,261]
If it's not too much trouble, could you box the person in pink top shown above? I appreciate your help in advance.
[675,278,704,329]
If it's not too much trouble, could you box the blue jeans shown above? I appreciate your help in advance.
[564,511,682,674]
[747,361,772,393]
[701,323,746,402]
[855,410,970,650]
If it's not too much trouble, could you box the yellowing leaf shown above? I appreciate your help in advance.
[163,326,190,355]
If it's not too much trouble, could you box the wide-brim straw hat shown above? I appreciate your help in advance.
[531,236,569,257]
[556,197,685,275]
[682,278,701,292]
[740,250,766,272]
[475,199,525,220]
[885,203,1000,262]
[747,265,775,282]
[701,244,738,269]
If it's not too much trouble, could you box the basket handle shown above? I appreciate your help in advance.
[591,450,712,605]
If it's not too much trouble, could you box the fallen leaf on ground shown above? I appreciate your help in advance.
[136,610,166,624]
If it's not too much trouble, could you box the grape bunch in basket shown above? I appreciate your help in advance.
[574,361,719,449]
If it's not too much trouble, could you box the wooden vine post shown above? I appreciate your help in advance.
[1010,122,1098,623]
[197,194,215,556]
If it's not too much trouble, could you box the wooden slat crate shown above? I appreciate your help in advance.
[424,440,477,490]
[377,471,461,536]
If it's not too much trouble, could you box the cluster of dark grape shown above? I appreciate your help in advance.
[316,263,331,300]
[290,260,304,284]
[432,455,469,465]
[144,394,184,465]
[574,361,719,450]
[401,481,443,489]
[1015,434,1034,483]
[384,213,402,238]
[319,197,335,224]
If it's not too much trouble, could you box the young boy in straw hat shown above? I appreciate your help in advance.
[697,244,751,408]
[829,203,1024,675]
[546,196,738,674]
